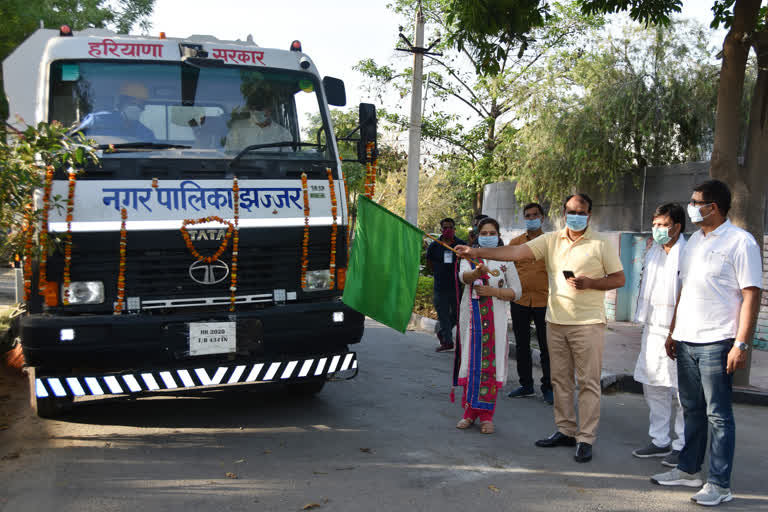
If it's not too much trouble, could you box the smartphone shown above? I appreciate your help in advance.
[562,270,575,280]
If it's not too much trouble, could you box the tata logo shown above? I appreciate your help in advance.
[187,229,227,241]
[189,260,230,285]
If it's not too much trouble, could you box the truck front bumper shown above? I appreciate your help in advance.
[33,351,357,399]
[20,301,364,369]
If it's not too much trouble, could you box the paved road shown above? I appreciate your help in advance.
[1,319,768,511]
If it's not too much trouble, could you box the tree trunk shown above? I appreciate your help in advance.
[709,0,764,386]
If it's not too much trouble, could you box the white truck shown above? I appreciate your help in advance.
[3,27,376,417]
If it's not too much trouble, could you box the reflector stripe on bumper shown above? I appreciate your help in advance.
[34,352,357,398]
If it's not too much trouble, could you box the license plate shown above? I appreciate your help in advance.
[189,321,236,356]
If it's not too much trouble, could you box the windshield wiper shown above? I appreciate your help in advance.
[228,141,323,167]
[97,142,192,151]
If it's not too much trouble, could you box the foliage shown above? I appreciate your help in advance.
[506,19,720,204]
[0,122,98,261]
[442,0,550,75]
[413,275,437,319]
[356,0,604,215]
[578,0,682,26]
[374,166,463,233]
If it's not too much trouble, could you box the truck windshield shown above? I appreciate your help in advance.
[48,60,333,160]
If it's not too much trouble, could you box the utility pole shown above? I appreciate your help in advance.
[396,2,440,226]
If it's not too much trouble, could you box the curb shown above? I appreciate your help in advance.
[408,313,768,406]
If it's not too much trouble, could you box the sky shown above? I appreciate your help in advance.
[148,1,726,110]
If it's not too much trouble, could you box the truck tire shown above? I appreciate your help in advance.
[27,368,74,418]
[287,379,325,395]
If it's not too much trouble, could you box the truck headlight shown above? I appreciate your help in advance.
[62,281,105,305]
[302,270,332,291]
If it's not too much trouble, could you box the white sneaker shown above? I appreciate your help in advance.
[650,468,703,487]
[691,482,733,506]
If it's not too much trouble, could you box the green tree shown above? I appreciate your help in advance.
[577,0,768,255]
[0,0,156,124]
[0,122,98,261]
[507,20,721,203]
[356,0,603,215]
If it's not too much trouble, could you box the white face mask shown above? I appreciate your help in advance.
[252,110,268,123]
[122,104,143,122]
[687,203,712,223]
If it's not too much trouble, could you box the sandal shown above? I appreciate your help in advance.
[480,421,495,434]
[456,418,474,429]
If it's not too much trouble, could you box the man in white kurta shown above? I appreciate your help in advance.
[632,203,687,467]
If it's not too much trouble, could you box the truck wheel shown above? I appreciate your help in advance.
[27,368,74,418]
[287,379,325,395]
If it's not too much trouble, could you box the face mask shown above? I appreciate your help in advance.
[565,214,588,231]
[525,218,542,231]
[477,235,498,248]
[122,104,143,121]
[652,226,672,245]
[252,110,268,123]
[442,227,455,239]
[687,203,711,223]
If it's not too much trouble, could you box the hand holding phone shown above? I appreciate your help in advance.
[562,270,575,280]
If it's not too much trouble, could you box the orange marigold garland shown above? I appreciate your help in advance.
[37,166,54,296]
[62,169,77,305]
[300,173,310,289]
[363,142,378,199]
[341,170,352,257]
[326,168,338,289]
[114,208,128,315]
[230,177,240,312]
[22,209,34,302]
[180,216,234,263]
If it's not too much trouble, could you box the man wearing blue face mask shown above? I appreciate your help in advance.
[632,203,687,468]
[455,193,625,463]
[650,180,761,507]
[506,203,553,404]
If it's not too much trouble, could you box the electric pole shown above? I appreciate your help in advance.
[396,2,441,226]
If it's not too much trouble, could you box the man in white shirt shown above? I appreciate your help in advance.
[632,203,686,468]
[225,99,293,153]
[650,180,762,507]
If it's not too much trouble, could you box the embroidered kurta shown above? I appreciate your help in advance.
[456,258,522,390]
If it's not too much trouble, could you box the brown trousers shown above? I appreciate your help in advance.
[546,322,606,444]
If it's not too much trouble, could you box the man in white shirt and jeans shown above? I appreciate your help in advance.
[650,180,762,507]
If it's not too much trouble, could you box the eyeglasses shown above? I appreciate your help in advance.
[689,200,713,207]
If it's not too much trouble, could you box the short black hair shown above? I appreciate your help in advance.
[440,217,455,227]
[473,213,489,223]
[652,203,685,232]
[693,179,731,216]
[563,193,593,212]
[523,202,544,216]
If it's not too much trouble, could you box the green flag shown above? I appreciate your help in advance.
[342,196,423,332]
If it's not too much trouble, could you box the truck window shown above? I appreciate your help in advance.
[48,61,333,160]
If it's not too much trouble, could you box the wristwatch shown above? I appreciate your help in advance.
[735,341,750,352]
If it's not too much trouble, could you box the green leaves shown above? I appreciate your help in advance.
[577,0,683,27]
[0,122,99,260]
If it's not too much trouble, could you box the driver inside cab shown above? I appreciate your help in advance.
[224,95,292,152]
[78,82,156,142]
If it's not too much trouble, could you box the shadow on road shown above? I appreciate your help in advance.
[52,386,350,429]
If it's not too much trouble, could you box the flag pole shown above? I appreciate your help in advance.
[421,231,500,276]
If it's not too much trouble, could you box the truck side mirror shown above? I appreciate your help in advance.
[323,76,346,106]
[357,103,377,163]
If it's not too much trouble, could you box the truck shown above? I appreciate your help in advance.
[3,26,376,417]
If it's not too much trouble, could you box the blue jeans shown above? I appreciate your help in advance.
[676,339,735,488]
